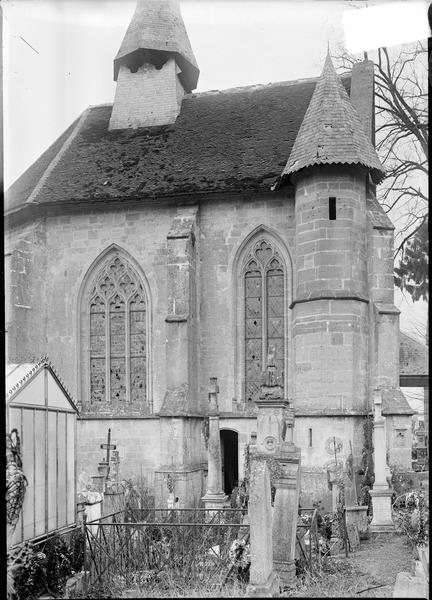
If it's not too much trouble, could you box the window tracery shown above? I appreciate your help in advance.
[244,240,285,403]
[88,255,147,407]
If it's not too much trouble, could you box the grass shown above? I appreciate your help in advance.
[281,557,383,598]
[120,581,248,598]
[85,575,248,598]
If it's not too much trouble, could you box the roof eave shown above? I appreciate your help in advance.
[277,160,385,187]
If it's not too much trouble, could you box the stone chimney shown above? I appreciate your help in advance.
[349,58,375,145]
[109,0,199,131]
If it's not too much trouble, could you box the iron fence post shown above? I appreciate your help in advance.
[82,512,88,594]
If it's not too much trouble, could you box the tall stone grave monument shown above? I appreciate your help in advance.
[202,377,228,510]
[369,389,394,532]
[247,353,301,595]
[247,458,278,597]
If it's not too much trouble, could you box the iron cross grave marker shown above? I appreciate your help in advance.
[100,428,116,478]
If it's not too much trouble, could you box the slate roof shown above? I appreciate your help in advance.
[382,388,415,416]
[6,76,352,212]
[114,0,199,91]
[400,331,429,377]
[280,53,385,185]
[366,197,394,230]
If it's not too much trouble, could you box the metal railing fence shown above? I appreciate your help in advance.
[84,508,249,591]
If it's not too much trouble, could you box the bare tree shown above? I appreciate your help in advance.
[336,42,428,259]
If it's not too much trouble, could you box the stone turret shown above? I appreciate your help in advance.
[109,0,199,131]
[279,52,385,417]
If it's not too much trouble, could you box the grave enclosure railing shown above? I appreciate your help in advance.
[84,507,249,591]
[296,508,321,575]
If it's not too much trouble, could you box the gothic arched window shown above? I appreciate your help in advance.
[244,240,285,403]
[87,254,148,409]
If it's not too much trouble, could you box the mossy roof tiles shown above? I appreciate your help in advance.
[8,76,352,211]
[399,332,429,377]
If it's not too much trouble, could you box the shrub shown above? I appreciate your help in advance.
[44,533,74,594]
[392,490,429,547]
[11,545,48,600]
[8,529,82,599]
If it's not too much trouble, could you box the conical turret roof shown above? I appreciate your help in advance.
[280,52,385,184]
[114,0,199,92]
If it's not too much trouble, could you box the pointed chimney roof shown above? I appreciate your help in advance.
[279,52,385,184]
[114,0,199,92]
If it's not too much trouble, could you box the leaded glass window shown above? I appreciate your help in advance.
[89,255,147,406]
[244,240,285,403]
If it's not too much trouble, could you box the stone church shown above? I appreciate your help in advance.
[5,0,414,508]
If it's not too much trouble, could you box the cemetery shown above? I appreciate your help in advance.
[6,357,429,598]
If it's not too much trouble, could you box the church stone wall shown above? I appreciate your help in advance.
[43,205,176,413]
[6,204,177,415]
[197,191,295,413]
[5,219,48,364]
[218,414,366,509]
[77,418,161,486]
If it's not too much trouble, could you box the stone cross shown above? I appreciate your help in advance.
[100,428,116,479]
[202,377,228,511]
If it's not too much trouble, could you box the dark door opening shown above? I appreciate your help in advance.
[220,430,238,495]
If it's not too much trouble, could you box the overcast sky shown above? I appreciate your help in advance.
[2,0,428,380]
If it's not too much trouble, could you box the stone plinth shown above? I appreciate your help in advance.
[201,492,227,511]
[369,487,394,532]
[248,571,279,598]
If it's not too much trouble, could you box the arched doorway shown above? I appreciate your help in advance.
[220,430,238,495]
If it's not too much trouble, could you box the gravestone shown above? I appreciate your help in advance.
[346,523,360,551]
[248,351,301,590]
[345,505,369,540]
[246,458,278,597]
[270,405,301,584]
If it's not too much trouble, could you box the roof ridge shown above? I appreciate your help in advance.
[6,355,78,408]
[400,330,428,347]
[83,74,341,109]
[191,76,324,96]
[25,108,92,207]
[6,356,48,400]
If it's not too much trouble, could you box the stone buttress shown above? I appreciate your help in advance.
[155,205,206,507]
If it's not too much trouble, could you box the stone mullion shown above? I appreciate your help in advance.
[261,265,268,373]
[267,263,285,385]
[125,297,131,404]
[105,297,111,404]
